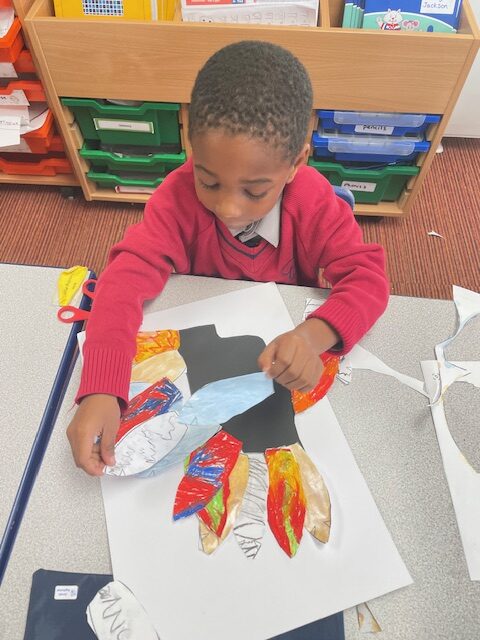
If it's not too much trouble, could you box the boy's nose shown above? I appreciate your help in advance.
[215,199,243,222]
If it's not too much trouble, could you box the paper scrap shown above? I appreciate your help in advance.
[337,356,353,385]
[0,89,29,106]
[86,580,159,640]
[0,8,14,38]
[135,329,180,364]
[451,362,480,389]
[233,453,269,559]
[56,265,88,306]
[427,230,444,239]
[422,361,480,581]
[173,431,242,520]
[0,114,20,148]
[198,453,249,552]
[265,447,306,557]
[432,286,480,404]
[0,62,18,79]
[105,411,188,477]
[178,372,274,426]
[291,353,339,413]
[290,443,331,544]
[131,350,186,384]
[349,343,428,397]
[117,378,182,441]
[356,602,382,633]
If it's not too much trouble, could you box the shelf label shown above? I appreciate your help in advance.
[54,585,78,600]
[93,118,154,133]
[341,180,376,193]
[421,0,456,14]
[354,124,394,135]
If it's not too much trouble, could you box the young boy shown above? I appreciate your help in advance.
[67,40,389,476]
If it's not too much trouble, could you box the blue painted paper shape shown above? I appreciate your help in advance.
[177,372,274,427]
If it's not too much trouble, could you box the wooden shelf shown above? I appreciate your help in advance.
[0,172,78,186]
[22,0,480,216]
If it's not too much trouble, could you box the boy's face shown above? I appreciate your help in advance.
[191,130,308,230]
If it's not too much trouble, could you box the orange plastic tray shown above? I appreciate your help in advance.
[21,110,55,153]
[0,80,46,102]
[0,0,12,7]
[0,18,23,63]
[15,50,36,74]
[0,155,72,176]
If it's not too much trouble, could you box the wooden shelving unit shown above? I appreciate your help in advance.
[22,0,479,216]
[0,0,79,189]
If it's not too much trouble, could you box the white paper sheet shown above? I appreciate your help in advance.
[451,362,480,389]
[422,361,480,581]
[432,286,480,404]
[101,283,412,640]
[0,114,20,148]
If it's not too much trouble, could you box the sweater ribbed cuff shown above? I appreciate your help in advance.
[75,347,132,411]
[308,298,363,356]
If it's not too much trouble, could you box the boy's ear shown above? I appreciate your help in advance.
[286,144,310,184]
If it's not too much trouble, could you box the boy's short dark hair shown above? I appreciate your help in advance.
[188,40,313,162]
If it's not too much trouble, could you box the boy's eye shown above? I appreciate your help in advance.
[200,181,219,191]
[244,190,268,200]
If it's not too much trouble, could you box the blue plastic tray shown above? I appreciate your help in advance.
[317,110,440,136]
[312,130,430,163]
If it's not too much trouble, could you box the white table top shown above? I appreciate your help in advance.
[1,273,479,640]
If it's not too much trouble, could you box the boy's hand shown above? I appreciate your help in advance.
[66,394,121,476]
[258,319,340,392]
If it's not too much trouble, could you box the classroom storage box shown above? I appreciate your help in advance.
[0,17,23,63]
[308,159,420,203]
[312,129,430,163]
[317,110,441,136]
[0,154,72,175]
[79,141,185,174]
[0,80,46,102]
[61,98,182,151]
[87,169,164,189]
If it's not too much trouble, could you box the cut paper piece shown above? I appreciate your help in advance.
[451,362,480,389]
[427,230,444,239]
[128,382,151,401]
[349,343,428,397]
[0,113,20,148]
[86,580,159,640]
[137,422,221,478]
[56,265,88,306]
[105,412,188,477]
[117,378,182,442]
[0,8,14,38]
[173,431,242,520]
[431,286,480,404]
[233,453,269,559]
[302,297,322,321]
[291,353,340,413]
[265,448,306,557]
[290,443,331,544]
[134,329,180,364]
[178,372,274,427]
[422,361,480,581]
[356,602,382,633]
[198,453,249,553]
[131,350,186,384]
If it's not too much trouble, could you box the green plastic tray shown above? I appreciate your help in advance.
[80,142,186,174]
[308,159,419,203]
[87,170,164,189]
[62,98,181,151]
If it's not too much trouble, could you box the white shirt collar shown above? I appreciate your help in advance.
[227,198,281,248]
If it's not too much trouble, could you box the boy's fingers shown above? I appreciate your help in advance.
[267,339,297,380]
[69,428,104,476]
[258,341,278,376]
[100,422,118,467]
